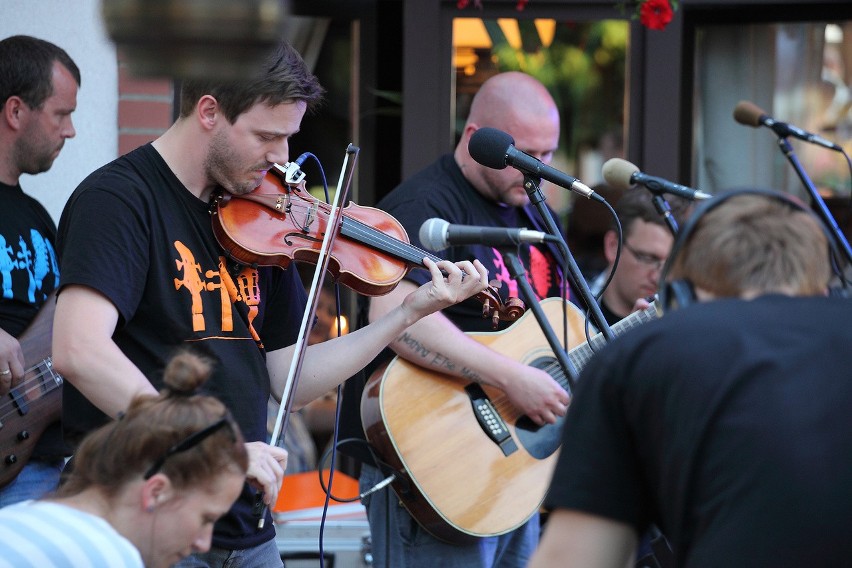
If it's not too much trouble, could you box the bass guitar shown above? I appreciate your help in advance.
[360,297,659,544]
[0,297,63,488]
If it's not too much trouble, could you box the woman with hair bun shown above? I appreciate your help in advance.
[0,350,249,568]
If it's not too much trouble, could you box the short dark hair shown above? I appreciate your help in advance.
[179,42,324,123]
[0,35,81,110]
[612,190,689,238]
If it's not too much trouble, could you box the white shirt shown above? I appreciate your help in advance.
[0,500,143,568]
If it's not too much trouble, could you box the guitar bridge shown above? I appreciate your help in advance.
[464,384,517,456]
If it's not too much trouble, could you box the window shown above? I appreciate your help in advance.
[693,22,852,198]
[453,17,630,217]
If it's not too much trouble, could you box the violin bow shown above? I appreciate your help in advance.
[254,144,360,529]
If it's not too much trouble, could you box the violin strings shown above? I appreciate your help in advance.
[343,217,439,263]
[242,195,508,316]
[263,197,440,265]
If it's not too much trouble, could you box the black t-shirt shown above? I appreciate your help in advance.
[376,154,569,330]
[339,153,570,465]
[598,297,622,327]
[546,295,852,566]
[0,183,59,335]
[0,183,65,459]
[57,144,307,550]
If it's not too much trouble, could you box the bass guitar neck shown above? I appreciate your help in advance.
[0,296,63,488]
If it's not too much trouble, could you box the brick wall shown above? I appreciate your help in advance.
[117,61,174,156]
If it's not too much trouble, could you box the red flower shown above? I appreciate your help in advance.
[639,0,674,30]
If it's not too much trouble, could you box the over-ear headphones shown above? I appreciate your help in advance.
[658,188,842,312]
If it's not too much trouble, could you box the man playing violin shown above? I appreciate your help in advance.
[51,42,488,568]
[339,71,572,568]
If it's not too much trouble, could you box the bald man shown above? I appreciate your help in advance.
[340,72,571,568]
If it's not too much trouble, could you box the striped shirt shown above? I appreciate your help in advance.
[0,500,143,568]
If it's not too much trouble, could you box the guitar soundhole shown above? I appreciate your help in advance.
[514,356,563,460]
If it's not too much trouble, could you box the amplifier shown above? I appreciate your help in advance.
[275,499,371,567]
[274,470,371,567]
[276,518,371,567]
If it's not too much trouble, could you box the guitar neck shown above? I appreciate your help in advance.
[569,303,660,373]
[1,292,63,489]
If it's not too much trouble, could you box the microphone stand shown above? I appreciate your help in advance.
[500,248,578,390]
[649,195,679,237]
[522,174,615,341]
[777,137,852,265]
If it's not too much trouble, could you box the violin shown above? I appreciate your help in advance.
[210,163,524,327]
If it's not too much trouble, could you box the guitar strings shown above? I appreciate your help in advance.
[0,363,59,423]
[488,304,659,416]
[488,359,568,418]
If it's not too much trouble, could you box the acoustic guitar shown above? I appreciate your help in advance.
[0,296,63,488]
[360,297,659,544]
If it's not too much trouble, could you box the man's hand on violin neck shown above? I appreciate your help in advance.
[405,258,488,319]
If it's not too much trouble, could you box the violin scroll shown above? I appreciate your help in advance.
[479,287,525,329]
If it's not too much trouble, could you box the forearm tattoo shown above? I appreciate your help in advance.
[396,331,483,383]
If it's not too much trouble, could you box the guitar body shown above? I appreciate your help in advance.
[0,296,63,488]
[361,298,589,544]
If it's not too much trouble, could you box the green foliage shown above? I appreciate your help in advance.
[486,19,629,159]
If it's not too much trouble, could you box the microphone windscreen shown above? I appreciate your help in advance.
[468,127,514,170]
[602,158,640,191]
[733,100,766,127]
[419,218,449,252]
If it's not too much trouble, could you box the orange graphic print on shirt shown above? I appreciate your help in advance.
[172,240,262,344]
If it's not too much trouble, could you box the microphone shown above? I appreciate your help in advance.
[733,100,842,151]
[418,218,556,251]
[469,127,604,203]
[274,161,306,185]
[602,158,712,201]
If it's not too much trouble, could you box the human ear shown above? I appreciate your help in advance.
[142,474,174,512]
[196,95,219,129]
[603,230,619,264]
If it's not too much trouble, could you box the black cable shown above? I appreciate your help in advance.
[584,199,622,352]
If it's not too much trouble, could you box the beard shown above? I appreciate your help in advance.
[14,128,61,175]
[204,129,268,196]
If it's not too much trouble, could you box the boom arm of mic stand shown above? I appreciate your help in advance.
[522,174,615,341]
[501,249,577,391]
[777,138,852,265]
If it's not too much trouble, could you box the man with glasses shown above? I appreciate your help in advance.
[590,190,687,326]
